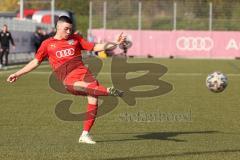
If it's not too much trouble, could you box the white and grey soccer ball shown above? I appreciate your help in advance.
[206,71,228,93]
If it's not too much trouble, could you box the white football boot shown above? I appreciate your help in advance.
[108,87,124,97]
[79,134,96,144]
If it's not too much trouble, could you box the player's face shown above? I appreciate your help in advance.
[57,22,72,39]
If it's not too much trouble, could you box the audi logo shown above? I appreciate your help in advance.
[56,48,75,58]
[176,37,214,51]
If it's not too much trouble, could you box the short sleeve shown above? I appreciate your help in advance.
[35,41,48,63]
[76,35,95,51]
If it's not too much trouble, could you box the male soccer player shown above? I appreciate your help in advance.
[7,16,125,144]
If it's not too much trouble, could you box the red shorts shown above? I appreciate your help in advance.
[63,66,97,95]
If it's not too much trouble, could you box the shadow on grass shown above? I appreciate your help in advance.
[97,130,218,143]
[99,149,240,160]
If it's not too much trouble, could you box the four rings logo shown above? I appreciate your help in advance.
[56,48,75,58]
[176,37,214,51]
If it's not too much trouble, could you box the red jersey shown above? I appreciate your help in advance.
[35,34,94,81]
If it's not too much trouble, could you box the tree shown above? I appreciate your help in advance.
[0,0,18,11]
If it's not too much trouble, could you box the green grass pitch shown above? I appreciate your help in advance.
[1,58,240,160]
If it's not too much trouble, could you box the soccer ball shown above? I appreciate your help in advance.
[206,71,228,93]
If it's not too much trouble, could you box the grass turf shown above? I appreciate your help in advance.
[0,58,240,160]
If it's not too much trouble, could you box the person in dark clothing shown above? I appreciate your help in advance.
[0,24,15,68]
[33,27,44,52]
[47,27,56,38]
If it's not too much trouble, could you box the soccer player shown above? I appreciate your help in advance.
[6,16,125,144]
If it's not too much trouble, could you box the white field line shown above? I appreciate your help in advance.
[1,63,49,69]
[1,70,240,77]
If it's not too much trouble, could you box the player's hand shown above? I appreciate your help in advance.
[12,45,16,50]
[116,32,127,45]
[7,73,19,83]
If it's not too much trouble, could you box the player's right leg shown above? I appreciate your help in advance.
[72,80,124,97]
[63,65,124,97]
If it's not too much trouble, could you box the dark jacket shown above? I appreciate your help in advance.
[0,31,15,49]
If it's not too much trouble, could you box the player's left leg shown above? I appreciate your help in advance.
[79,95,98,144]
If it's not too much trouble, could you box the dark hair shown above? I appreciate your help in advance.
[57,16,72,24]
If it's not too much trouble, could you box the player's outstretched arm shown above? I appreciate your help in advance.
[93,32,126,51]
[7,58,40,83]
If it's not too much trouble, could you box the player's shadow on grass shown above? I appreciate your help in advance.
[99,149,240,160]
[135,131,219,142]
[97,130,218,143]
[97,131,240,160]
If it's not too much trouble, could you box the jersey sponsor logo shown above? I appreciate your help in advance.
[56,48,75,58]
[68,39,74,45]
[176,36,214,51]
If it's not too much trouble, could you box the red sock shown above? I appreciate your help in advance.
[83,104,98,132]
[85,81,109,96]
